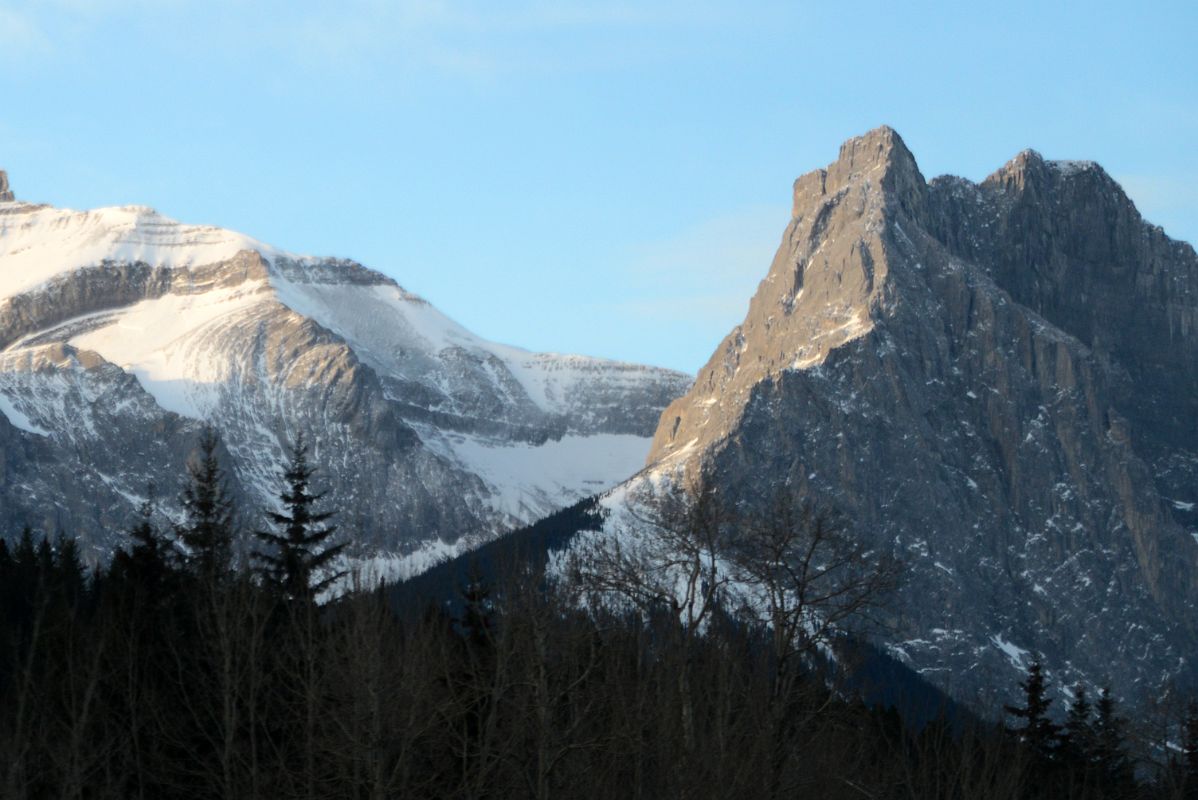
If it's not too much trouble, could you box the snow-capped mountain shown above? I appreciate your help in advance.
[0,172,691,571]
[587,128,1198,707]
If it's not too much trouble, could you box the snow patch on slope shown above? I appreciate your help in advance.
[0,203,287,297]
[991,635,1030,669]
[345,538,466,588]
[272,278,472,368]
[271,275,668,417]
[0,392,50,435]
[69,282,274,417]
[789,308,873,371]
[449,432,653,520]
[1050,160,1098,177]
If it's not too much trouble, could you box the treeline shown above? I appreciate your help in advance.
[2,435,1198,798]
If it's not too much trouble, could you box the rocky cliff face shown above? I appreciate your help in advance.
[645,127,1198,705]
[0,177,691,573]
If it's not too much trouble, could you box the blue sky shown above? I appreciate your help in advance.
[1,1,1195,373]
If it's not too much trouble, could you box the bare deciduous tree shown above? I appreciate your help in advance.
[727,492,900,698]
[568,478,730,754]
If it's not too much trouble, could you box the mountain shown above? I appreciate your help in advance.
[633,128,1198,706]
[0,171,691,572]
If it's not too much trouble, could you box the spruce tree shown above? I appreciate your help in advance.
[176,427,237,584]
[1092,686,1132,792]
[459,569,495,650]
[51,536,87,603]
[1183,700,1198,800]
[113,494,174,595]
[252,433,345,601]
[35,535,54,576]
[11,527,39,604]
[14,526,37,569]
[1004,660,1061,764]
[1062,684,1094,764]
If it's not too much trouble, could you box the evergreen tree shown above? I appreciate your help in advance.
[459,569,495,650]
[176,427,237,584]
[112,493,175,595]
[1092,686,1133,793]
[1183,700,1198,800]
[1062,683,1094,764]
[14,526,37,569]
[252,432,345,601]
[8,527,39,610]
[50,535,87,603]
[35,534,54,576]
[1004,660,1061,764]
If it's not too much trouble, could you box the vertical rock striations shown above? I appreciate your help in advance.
[646,127,1198,704]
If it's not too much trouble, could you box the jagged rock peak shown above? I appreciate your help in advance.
[835,125,916,172]
[652,127,931,467]
[0,170,12,202]
[792,125,927,219]
[986,147,1107,193]
[642,127,1198,708]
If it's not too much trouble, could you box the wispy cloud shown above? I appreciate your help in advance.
[1117,172,1198,243]
[0,0,755,77]
[607,205,788,325]
[0,5,50,61]
[0,0,174,65]
[267,0,744,78]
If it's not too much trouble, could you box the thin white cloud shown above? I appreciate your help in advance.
[0,0,180,64]
[625,207,784,277]
[0,0,760,77]
[255,0,717,80]
[1117,173,1198,243]
[0,5,50,61]
[609,205,788,326]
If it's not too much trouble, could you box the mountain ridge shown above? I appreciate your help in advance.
[630,126,1198,705]
[0,177,691,572]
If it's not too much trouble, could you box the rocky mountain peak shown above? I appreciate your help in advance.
[0,181,692,569]
[0,170,12,202]
[642,128,1198,707]
[985,147,1110,197]
[835,125,920,179]
[651,127,936,467]
[792,125,926,220]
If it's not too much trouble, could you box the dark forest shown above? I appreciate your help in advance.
[2,432,1197,800]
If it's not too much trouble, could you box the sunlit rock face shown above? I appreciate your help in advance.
[0,177,691,572]
[646,127,1198,706]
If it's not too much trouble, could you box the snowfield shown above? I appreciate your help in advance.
[0,191,691,563]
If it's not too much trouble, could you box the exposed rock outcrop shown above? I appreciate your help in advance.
[646,127,1198,704]
[0,195,691,570]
